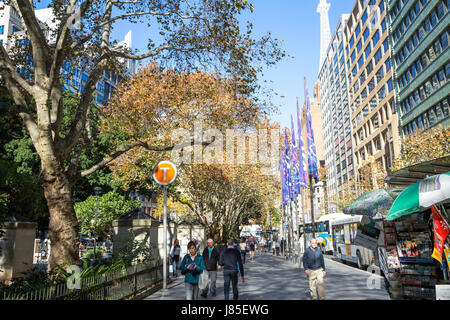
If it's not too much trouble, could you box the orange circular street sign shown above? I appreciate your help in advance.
[153,161,178,186]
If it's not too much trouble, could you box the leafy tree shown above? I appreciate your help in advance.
[0,160,46,221]
[390,125,450,172]
[0,0,283,268]
[74,191,141,238]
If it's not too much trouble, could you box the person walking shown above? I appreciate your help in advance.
[239,237,247,264]
[200,239,220,298]
[302,238,326,300]
[180,240,205,300]
[170,239,181,277]
[218,239,244,300]
[274,237,280,256]
[246,236,256,261]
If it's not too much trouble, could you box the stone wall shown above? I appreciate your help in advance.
[0,222,37,284]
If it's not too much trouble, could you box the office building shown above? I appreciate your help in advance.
[345,0,401,184]
[318,13,354,207]
[387,0,450,135]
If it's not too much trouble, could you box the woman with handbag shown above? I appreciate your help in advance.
[180,240,205,300]
[170,239,181,277]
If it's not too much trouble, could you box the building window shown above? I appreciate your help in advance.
[387,78,393,92]
[372,30,380,48]
[383,39,389,53]
[374,48,382,65]
[378,86,386,101]
[385,57,391,73]
[365,42,372,60]
[358,55,364,70]
[368,77,375,93]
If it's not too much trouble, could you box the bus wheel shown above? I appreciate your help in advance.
[356,251,364,270]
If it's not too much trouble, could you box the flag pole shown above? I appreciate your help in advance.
[304,77,316,239]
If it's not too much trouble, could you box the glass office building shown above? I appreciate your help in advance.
[387,0,450,136]
[318,14,355,203]
[345,0,401,177]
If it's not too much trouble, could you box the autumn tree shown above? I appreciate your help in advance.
[390,125,450,172]
[0,0,283,268]
[104,65,281,242]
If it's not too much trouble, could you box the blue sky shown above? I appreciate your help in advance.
[36,0,356,129]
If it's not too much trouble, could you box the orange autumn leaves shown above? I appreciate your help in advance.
[101,62,260,145]
[391,125,450,173]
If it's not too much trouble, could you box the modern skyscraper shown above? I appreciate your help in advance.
[0,4,22,49]
[318,0,333,71]
[318,14,353,208]
[387,0,449,136]
[345,0,401,185]
[1,5,135,106]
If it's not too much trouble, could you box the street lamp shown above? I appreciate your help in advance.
[93,186,102,260]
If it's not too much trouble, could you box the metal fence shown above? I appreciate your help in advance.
[2,263,165,300]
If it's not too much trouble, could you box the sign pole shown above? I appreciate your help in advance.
[153,160,177,292]
[163,184,168,290]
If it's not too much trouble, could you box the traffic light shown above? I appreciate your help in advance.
[90,219,96,229]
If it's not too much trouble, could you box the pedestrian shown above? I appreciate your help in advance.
[218,239,244,300]
[180,240,205,300]
[246,235,256,261]
[170,239,181,277]
[239,237,247,264]
[201,239,220,298]
[302,238,326,300]
[274,237,280,256]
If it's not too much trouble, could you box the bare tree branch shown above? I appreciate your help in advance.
[0,44,35,95]
[13,0,50,85]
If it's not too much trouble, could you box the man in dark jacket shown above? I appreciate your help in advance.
[201,239,220,298]
[302,238,326,300]
[219,239,245,300]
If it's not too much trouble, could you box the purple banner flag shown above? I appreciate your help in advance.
[305,89,319,183]
[291,115,301,195]
[280,150,288,205]
[284,129,294,201]
[297,99,308,188]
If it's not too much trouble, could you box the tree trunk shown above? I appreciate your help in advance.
[43,161,81,269]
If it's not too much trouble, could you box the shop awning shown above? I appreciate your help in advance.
[385,155,450,187]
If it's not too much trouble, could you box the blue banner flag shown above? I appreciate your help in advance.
[291,115,301,195]
[284,129,294,201]
[305,89,319,183]
[297,99,308,188]
[280,150,288,205]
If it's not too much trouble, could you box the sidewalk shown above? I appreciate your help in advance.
[145,251,390,300]
[146,252,308,300]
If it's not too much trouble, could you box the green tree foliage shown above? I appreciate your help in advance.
[74,191,141,238]
[0,160,46,220]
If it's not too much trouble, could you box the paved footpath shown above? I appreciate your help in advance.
[145,252,391,300]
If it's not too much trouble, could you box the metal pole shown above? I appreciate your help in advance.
[310,175,316,238]
[163,185,168,290]
[95,194,98,260]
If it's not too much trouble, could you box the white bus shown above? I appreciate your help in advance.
[299,213,347,254]
[331,215,381,269]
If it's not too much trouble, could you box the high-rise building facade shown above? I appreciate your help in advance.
[345,0,401,182]
[387,0,449,136]
[1,5,135,106]
[0,4,22,49]
[318,14,354,205]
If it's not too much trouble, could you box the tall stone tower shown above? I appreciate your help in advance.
[317,0,332,72]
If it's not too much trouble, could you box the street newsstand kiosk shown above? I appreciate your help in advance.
[382,158,450,300]
[380,208,450,300]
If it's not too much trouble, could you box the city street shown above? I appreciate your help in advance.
[146,252,391,300]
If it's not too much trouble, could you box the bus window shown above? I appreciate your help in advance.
[350,223,358,244]
[334,225,344,244]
